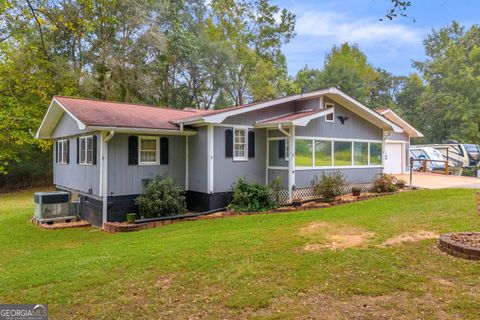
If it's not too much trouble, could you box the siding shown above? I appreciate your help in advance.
[53,133,101,195]
[223,101,295,125]
[107,133,186,196]
[295,103,383,140]
[188,126,208,193]
[295,97,321,111]
[51,112,84,138]
[295,168,382,187]
[213,127,266,192]
[388,132,409,142]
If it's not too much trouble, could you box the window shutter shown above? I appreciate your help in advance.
[248,131,255,158]
[279,139,286,159]
[128,136,138,165]
[225,129,233,158]
[160,137,169,165]
[55,141,58,163]
[92,135,97,165]
[76,137,80,164]
[66,140,70,164]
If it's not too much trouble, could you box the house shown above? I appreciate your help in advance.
[36,87,422,227]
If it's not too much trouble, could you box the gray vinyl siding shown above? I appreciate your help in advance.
[268,129,290,138]
[213,127,266,192]
[51,112,84,138]
[295,104,383,140]
[107,133,186,196]
[53,133,101,195]
[295,167,382,187]
[295,97,321,111]
[223,101,295,125]
[388,132,409,142]
[188,126,208,193]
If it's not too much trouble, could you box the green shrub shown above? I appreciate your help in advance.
[135,176,186,218]
[351,186,361,195]
[230,178,276,212]
[312,171,345,202]
[371,174,399,193]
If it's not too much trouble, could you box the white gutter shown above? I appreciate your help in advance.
[101,131,114,228]
[278,124,291,137]
[87,126,197,136]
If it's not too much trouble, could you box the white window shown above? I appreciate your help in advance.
[233,129,247,161]
[79,136,94,165]
[57,140,68,164]
[325,103,335,122]
[139,136,159,165]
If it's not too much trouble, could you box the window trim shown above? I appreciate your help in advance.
[57,139,68,165]
[233,128,248,161]
[325,103,335,122]
[138,136,160,165]
[79,135,94,166]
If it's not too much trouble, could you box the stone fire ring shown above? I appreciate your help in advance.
[438,233,480,260]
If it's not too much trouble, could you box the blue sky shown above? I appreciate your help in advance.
[274,0,479,76]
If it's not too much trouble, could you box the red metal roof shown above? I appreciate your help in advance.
[54,96,214,130]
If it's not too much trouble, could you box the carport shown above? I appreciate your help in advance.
[395,172,480,189]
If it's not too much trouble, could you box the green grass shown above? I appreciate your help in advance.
[1,188,480,319]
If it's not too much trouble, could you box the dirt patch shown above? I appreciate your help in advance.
[379,230,438,247]
[299,221,374,251]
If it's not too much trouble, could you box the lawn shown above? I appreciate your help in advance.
[1,189,480,319]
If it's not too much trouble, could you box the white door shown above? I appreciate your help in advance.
[384,143,403,174]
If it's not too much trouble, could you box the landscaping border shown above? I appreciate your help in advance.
[103,191,398,233]
[438,233,480,260]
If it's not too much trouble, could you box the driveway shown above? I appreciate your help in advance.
[394,172,480,189]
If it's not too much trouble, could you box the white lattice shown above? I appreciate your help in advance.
[272,183,373,205]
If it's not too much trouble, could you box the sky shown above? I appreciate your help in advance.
[273,0,479,76]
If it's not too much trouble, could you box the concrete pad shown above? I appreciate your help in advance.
[394,172,480,189]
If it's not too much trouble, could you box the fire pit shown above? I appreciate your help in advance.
[438,233,480,260]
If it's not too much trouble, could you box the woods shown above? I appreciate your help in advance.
[0,0,479,188]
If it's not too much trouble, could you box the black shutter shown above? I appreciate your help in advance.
[128,136,138,165]
[92,135,97,165]
[225,128,233,158]
[279,139,286,159]
[76,137,80,164]
[55,141,58,163]
[160,137,169,165]
[248,130,255,158]
[66,140,70,164]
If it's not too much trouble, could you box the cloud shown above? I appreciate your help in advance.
[296,11,423,46]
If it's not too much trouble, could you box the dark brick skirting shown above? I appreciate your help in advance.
[438,233,480,260]
[186,191,232,212]
[79,195,103,227]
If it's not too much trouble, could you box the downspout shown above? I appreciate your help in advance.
[102,131,114,228]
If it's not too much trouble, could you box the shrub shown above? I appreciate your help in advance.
[230,178,276,212]
[312,171,345,202]
[351,186,361,196]
[371,174,399,193]
[135,176,186,218]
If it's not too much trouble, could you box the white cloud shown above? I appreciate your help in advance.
[296,11,423,46]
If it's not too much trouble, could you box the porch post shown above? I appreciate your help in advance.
[207,124,214,194]
[288,126,295,200]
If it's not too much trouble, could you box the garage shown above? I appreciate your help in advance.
[384,142,405,174]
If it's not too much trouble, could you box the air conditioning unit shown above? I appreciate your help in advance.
[34,191,77,222]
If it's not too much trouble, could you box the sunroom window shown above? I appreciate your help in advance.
[370,142,382,165]
[295,139,313,167]
[334,141,352,166]
[315,140,332,166]
[354,142,369,165]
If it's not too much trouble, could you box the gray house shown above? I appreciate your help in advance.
[36,87,422,227]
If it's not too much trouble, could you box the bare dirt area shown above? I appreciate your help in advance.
[299,221,375,251]
[379,230,438,247]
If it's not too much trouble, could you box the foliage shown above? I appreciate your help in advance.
[229,178,276,212]
[351,186,361,195]
[269,175,283,204]
[371,174,399,193]
[312,171,345,202]
[135,177,186,218]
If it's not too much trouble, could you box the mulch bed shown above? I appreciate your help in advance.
[438,233,480,260]
[35,220,91,229]
[450,233,480,247]
[103,190,403,233]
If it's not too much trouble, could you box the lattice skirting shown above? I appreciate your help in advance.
[272,182,373,205]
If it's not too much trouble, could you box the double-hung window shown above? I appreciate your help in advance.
[234,129,247,161]
[139,136,159,165]
[57,140,68,164]
[325,103,335,122]
[79,136,94,165]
